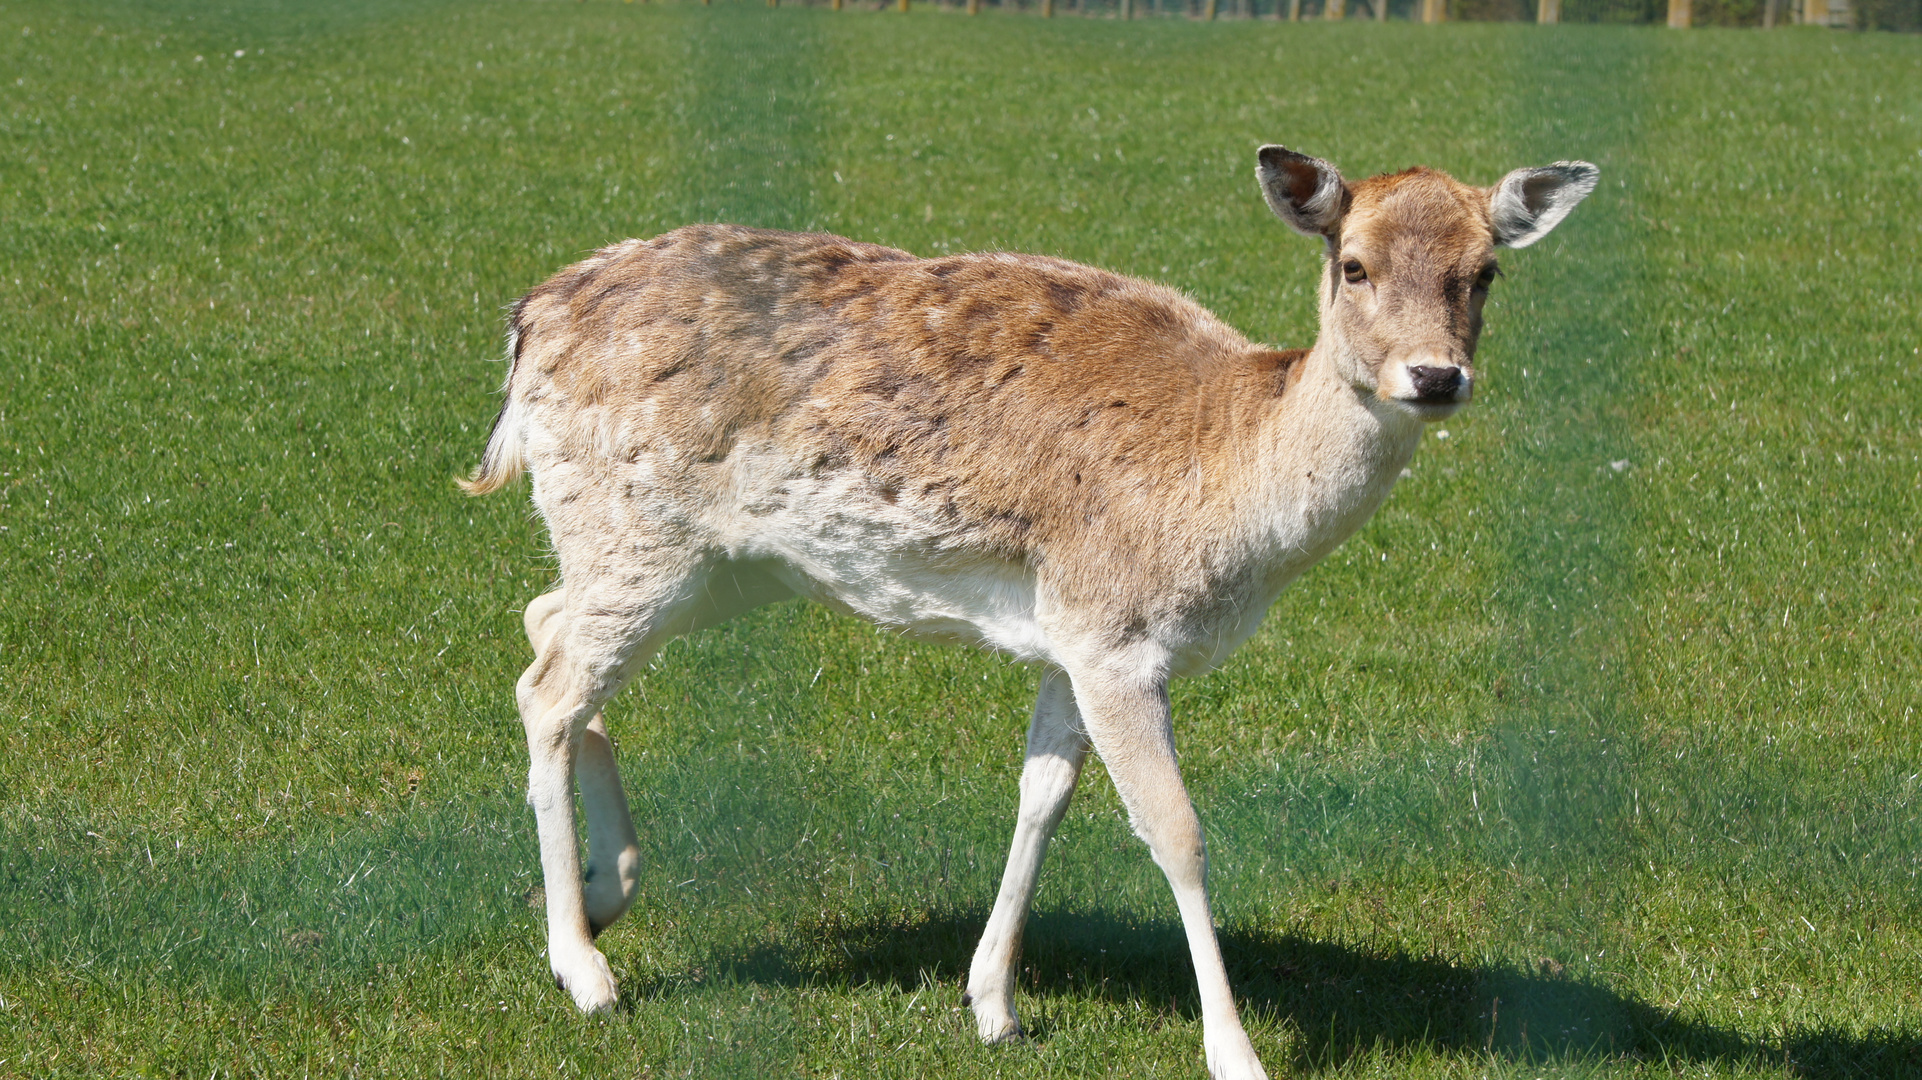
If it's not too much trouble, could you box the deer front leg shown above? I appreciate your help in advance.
[966,667,1090,1043]
[1069,666,1267,1080]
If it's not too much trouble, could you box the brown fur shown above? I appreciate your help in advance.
[474,224,1306,616]
[1329,167,1499,361]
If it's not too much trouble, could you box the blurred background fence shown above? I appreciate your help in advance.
[746,0,1919,30]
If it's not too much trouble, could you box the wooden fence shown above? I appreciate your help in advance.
[739,0,1920,29]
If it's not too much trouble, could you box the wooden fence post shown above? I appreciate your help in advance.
[1121,0,1133,18]
[1376,0,1386,21]
[1666,0,1690,25]
[1802,0,1829,22]
[1043,0,1054,14]
[1421,0,1443,19]
[1537,0,1559,20]
[1206,0,1218,17]
[1288,0,1301,17]
[1325,0,1345,18]
[1762,0,1777,25]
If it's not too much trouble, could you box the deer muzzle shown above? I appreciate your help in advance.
[1380,354,1474,417]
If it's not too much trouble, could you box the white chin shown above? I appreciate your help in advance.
[1393,397,1468,421]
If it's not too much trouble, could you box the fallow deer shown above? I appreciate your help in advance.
[461,145,1597,1079]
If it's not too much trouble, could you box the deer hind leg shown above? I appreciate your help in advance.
[1068,666,1268,1080]
[965,667,1089,1043]
[525,590,641,936]
[517,576,694,1014]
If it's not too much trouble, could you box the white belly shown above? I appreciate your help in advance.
[724,470,1059,664]
[772,548,1054,663]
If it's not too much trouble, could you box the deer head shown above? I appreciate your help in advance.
[1258,145,1598,421]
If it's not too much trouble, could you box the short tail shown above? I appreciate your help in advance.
[457,305,530,495]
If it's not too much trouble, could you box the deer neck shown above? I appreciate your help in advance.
[1246,334,1425,576]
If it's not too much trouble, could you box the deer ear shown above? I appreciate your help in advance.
[1488,161,1599,249]
[1257,145,1347,238]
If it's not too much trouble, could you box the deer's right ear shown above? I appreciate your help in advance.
[1257,145,1348,238]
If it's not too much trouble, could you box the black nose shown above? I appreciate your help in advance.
[1409,365,1464,400]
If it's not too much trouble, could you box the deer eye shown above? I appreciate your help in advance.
[1474,263,1501,289]
[1341,259,1367,284]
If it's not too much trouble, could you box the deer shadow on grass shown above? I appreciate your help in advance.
[642,906,1922,1079]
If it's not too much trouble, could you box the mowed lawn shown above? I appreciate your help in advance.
[3,1,1920,1076]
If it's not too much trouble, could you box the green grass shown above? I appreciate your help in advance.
[3,2,1920,1076]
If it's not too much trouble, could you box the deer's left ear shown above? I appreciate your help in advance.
[1488,162,1600,248]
